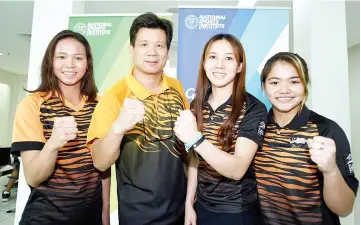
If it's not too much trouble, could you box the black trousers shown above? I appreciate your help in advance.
[195,202,263,225]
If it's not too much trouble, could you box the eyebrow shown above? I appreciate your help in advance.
[56,52,85,55]
[208,52,234,55]
[267,76,300,80]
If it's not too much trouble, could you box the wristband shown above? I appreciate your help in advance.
[185,132,205,152]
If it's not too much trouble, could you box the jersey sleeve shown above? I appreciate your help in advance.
[318,120,359,195]
[11,95,45,156]
[237,97,267,147]
[86,91,122,150]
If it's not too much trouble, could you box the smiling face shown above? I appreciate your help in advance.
[203,39,242,89]
[130,28,169,77]
[52,38,88,90]
[264,61,306,114]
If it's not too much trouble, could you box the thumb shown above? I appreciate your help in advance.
[307,139,313,149]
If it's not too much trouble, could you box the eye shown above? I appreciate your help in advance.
[75,57,83,61]
[57,55,65,59]
[140,43,147,47]
[225,56,233,60]
[156,44,164,48]
[208,55,216,59]
[290,80,300,84]
[270,81,279,85]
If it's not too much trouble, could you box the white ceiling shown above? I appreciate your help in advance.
[0,0,359,76]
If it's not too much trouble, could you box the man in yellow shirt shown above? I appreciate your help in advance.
[87,12,189,225]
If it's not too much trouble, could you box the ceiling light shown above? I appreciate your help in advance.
[0,53,3,56]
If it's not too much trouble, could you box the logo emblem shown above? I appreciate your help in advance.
[74,22,87,35]
[185,15,198,29]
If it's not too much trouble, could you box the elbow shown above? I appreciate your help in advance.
[229,171,245,181]
[25,177,40,188]
[338,206,353,218]
[93,159,108,172]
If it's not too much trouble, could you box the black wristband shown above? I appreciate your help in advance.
[192,135,206,149]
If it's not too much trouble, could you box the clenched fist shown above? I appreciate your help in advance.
[48,116,78,149]
[174,110,199,144]
[112,98,145,134]
[307,136,337,174]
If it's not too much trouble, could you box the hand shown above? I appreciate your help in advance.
[307,136,337,174]
[48,116,78,149]
[112,98,145,134]
[102,208,110,225]
[174,110,199,144]
[184,204,197,225]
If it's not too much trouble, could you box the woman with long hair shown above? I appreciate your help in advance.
[11,30,110,225]
[175,33,266,225]
[254,52,358,225]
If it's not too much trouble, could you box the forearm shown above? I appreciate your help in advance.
[101,168,111,212]
[92,126,124,171]
[195,140,247,180]
[23,142,58,187]
[186,154,199,206]
[323,168,355,217]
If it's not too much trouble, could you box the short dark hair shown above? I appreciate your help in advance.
[129,12,173,50]
[26,30,97,102]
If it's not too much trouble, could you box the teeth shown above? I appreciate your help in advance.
[213,73,225,76]
[277,97,292,100]
[63,72,76,75]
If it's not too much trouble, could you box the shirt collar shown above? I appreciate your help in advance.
[268,106,310,129]
[125,67,170,100]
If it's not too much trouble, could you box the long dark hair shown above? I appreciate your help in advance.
[193,33,247,151]
[26,30,97,102]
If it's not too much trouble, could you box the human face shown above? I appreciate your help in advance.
[203,39,242,89]
[264,61,305,114]
[53,38,87,90]
[130,28,169,76]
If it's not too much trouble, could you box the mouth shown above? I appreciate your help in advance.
[213,72,226,78]
[62,71,77,76]
[145,60,158,66]
[275,96,294,102]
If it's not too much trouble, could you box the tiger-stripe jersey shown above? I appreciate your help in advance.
[11,93,102,225]
[87,71,189,225]
[196,91,267,213]
[254,106,359,225]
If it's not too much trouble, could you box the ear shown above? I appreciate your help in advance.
[129,44,134,55]
[167,48,171,59]
[237,63,243,73]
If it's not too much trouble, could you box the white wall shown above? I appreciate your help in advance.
[347,44,360,225]
[0,69,27,146]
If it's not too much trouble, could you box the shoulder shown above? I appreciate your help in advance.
[245,92,267,114]
[309,110,344,135]
[165,76,184,91]
[102,78,129,104]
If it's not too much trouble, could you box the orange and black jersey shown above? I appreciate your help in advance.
[254,106,359,225]
[195,90,267,213]
[87,72,189,225]
[11,93,102,225]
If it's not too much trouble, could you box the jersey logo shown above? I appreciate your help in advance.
[290,137,307,148]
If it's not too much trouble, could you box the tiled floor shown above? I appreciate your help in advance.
[0,170,17,225]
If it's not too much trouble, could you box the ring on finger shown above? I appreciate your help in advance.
[319,142,325,151]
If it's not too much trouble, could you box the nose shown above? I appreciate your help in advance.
[147,44,159,56]
[216,59,225,69]
[65,57,76,68]
[279,82,291,94]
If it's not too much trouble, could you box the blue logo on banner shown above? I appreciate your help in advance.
[177,8,289,110]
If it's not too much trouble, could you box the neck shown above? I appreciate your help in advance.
[273,105,300,127]
[208,83,233,108]
[133,68,163,94]
[60,83,82,106]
